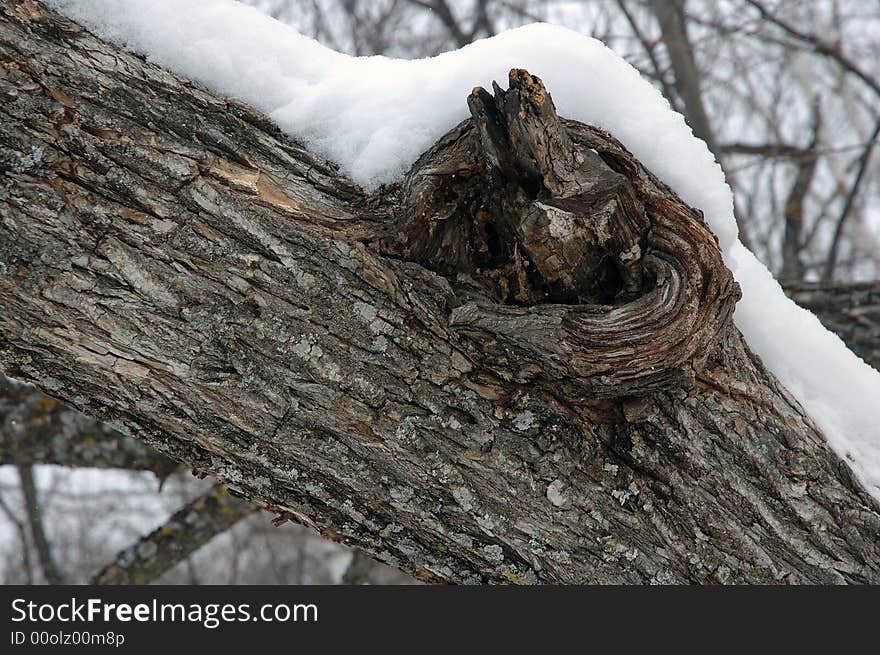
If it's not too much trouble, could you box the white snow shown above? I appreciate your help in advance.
[44,0,880,498]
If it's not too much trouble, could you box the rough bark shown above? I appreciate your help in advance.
[1,375,179,476]
[93,484,255,585]
[2,1,879,584]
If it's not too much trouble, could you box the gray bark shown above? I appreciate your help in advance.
[1,1,879,584]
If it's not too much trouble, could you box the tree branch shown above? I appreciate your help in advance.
[2,2,879,584]
[648,0,752,249]
[93,484,256,585]
[1,375,179,476]
[0,485,34,583]
[780,101,821,282]
[405,0,469,46]
[784,281,880,372]
[743,0,880,99]
[822,116,880,281]
[615,0,681,114]
[16,464,64,584]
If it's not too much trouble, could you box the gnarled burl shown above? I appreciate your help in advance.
[1,2,878,584]
[393,69,738,397]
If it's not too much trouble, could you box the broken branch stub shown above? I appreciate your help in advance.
[395,69,740,396]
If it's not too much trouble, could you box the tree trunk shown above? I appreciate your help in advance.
[17,464,64,584]
[2,1,879,584]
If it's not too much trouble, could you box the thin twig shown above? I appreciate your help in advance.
[616,0,680,112]
[822,116,880,281]
[743,0,880,98]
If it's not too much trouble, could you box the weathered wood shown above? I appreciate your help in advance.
[1,1,879,584]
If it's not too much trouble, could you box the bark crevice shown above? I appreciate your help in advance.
[392,69,740,397]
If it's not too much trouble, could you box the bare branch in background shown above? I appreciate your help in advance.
[615,0,680,112]
[93,485,256,585]
[473,0,495,37]
[406,0,469,45]
[823,116,880,281]
[743,0,880,98]
[719,141,813,159]
[0,488,34,584]
[785,281,880,371]
[406,0,495,46]
[0,376,179,478]
[648,0,716,150]
[341,550,381,584]
[780,101,821,282]
[649,0,753,249]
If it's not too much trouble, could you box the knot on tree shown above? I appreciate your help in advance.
[392,69,739,395]
[396,69,650,306]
